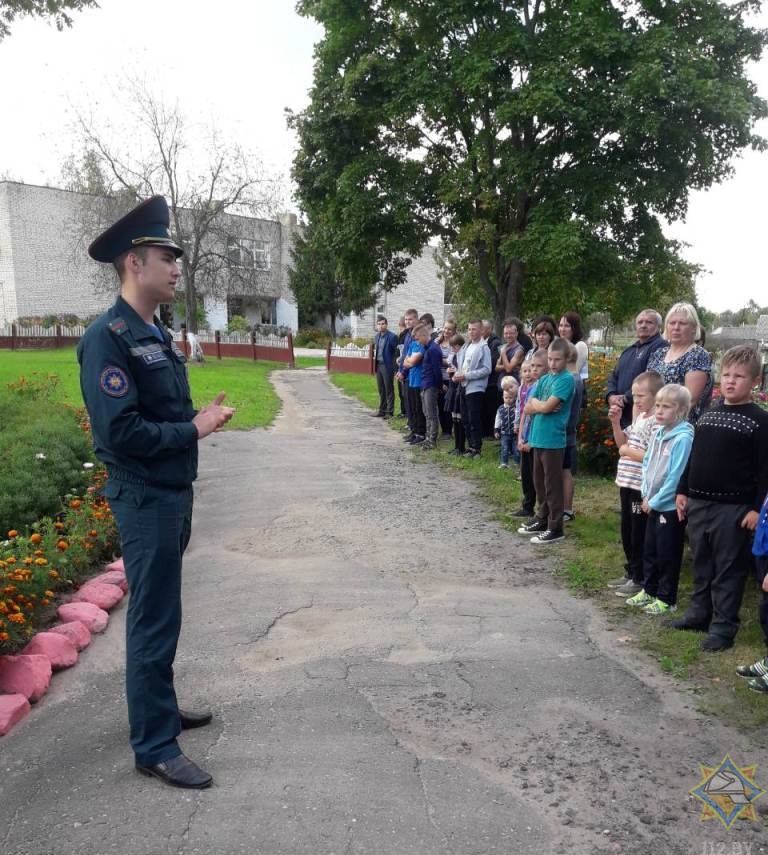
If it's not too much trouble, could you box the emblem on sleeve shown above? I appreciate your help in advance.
[99,366,130,397]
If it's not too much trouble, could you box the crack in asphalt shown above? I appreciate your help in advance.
[233,601,315,647]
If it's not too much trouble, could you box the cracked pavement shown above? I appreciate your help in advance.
[1,369,767,854]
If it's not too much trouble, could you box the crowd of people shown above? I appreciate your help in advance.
[372,302,768,693]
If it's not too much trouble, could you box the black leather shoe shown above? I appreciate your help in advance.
[668,617,709,632]
[701,635,733,652]
[136,753,213,789]
[179,708,213,729]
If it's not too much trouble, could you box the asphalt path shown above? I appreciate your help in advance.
[1,369,766,855]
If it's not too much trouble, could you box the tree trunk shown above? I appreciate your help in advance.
[330,313,337,338]
[185,282,198,333]
[503,258,523,322]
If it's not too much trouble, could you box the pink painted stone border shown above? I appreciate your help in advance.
[0,558,128,736]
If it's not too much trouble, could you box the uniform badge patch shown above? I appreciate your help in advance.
[99,366,130,397]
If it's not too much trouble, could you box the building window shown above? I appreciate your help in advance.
[227,237,270,270]
[227,296,244,320]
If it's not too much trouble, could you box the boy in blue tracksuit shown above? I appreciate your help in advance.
[626,384,694,615]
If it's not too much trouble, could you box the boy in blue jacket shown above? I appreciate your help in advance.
[626,384,694,615]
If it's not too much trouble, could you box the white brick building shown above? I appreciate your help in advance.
[0,181,300,331]
[344,247,447,337]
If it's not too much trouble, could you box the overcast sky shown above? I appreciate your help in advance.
[0,0,765,314]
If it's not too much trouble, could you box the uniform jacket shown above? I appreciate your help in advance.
[77,296,199,487]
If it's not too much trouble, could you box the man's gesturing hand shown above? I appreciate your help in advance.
[193,392,236,439]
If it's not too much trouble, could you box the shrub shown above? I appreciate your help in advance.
[227,314,250,334]
[0,376,94,533]
[577,353,618,476]
[294,327,331,348]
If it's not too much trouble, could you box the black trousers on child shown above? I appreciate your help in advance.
[757,556,768,651]
[407,385,426,437]
[680,499,753,642]
[620,487,647,584]
[519,449,535,515]
[642,509,686,606]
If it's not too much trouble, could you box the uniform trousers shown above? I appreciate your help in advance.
[461,391,484,452]
[107,479,193,766]
[757,557,768,650]
[407,385,426,436]
[682,499,753,641]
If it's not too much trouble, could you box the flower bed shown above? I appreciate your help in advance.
[0,465,118,654]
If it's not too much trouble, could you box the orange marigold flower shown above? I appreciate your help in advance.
[34,558,48,566]
[8,613,25,624]
[33,549,44,556]
[29,533,42,545]
[54,522,65,531]
[0,602,8,614]
[0,632,9,642]
[41,599,50,607]
[69,500,82,510]
[44,590,55,598]
[23,557,34,566]
[7,530,18,538]
[48,570,60,579]
[56,540,69,551]
[603,438,615,447]
[88,530,98,538]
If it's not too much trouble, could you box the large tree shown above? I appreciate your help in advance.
[0,0,96,39]
[67,79,282,331]
[291,0,766,329]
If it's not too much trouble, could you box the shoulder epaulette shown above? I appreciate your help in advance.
[107,318,129,336]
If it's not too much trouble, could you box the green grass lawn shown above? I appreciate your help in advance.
[295,355,327,368]
[0,347,282,429]
[329,370,768,730]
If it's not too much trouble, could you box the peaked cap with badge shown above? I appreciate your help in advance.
[88,195,184,263]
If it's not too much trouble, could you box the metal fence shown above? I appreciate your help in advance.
[326,342,374,375]
[0,324,88,349]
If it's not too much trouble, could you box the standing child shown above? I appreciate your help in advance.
[495,378,519,468]
[511,353,548,517]
[518,338,576,544]
[626,384,694,615]
[413,323,443,451]
[736,489,768,692]
[606,371,663,596]
[672,345,768,650]
[562,342,584,523]
[445,334,466,456]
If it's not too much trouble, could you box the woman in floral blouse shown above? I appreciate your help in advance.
[647,302,713,423]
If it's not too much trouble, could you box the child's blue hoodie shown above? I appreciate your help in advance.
[641,420,694,512]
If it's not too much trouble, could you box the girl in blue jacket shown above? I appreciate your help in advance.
[626,384,694,615]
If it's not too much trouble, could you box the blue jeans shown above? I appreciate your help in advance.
[499,433,515,465]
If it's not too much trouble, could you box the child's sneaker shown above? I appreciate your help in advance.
[498,463,509,469]
[736,657,768,679]
[530,529,564,544]
[517,520,546,534]
[614,580,643,598]
[562,511,575,523]
[625,589,654,607]
[642,598,676,615]
[748,675,768,694]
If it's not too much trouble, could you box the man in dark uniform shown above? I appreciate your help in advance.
[372,315,398,417]
[77,196,234,789]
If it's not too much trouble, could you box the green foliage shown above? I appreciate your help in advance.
[0,377,93,533]
[293,1,767,327]
[226,314,250,334]
[293,327,332,348]
[0,0,97,40]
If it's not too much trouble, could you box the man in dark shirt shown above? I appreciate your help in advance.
[606,310,667,427]
[673,346,768,651]
[373,315,398,417]
[78,196,234,789]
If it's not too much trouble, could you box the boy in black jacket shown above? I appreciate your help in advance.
[673,346,768,651]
